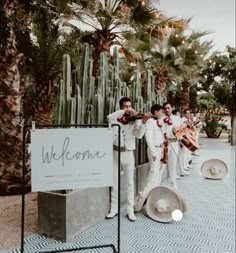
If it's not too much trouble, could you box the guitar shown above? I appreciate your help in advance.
[172,120,200,152]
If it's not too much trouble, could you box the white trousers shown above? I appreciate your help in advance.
[179,144,191,170]
[193,130,200,155]
[167,141,179,189]
[110,150,135,213]
[176,142,185,175]
[195,130,200,141]
[141,147,163,197]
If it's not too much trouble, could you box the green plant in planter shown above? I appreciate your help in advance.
[203,114,223,138]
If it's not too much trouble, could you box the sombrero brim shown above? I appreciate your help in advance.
[201,159,228,179]
[144,186,181,223]
[169,187,188,213]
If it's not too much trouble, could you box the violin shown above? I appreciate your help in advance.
[124,113,156,122]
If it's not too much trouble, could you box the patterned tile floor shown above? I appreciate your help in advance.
[2,136,235,253]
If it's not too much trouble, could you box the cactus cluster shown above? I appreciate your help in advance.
[54,43,166,165]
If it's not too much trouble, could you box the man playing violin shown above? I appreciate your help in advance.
[134,104,166,212]
[106,97,149,221]
[162,102,184,189]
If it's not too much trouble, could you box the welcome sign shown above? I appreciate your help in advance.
[31,128,113,192]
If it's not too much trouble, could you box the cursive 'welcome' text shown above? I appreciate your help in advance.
[42,137,107,167]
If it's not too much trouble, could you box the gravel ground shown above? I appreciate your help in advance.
[0,192,38,251]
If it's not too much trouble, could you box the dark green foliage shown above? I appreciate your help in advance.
[201,46,236,114]
[129,2,157,29]
[213,82,233,111]
[203,114,223,138]
[0,0,34,49]
[197,93,218,111]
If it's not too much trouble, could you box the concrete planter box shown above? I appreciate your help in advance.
[38,172,129,242]
[38,188,109,242]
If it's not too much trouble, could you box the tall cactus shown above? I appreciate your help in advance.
[62,54,72,124]
[95,94,104,124]
[80,44,90,124]
[75,86,82,124]
[55,44,167,165]
[54,80,65,125]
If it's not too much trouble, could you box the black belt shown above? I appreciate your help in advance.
[168,138,177,142]
[154,144,164,148]
[113,145,127,152]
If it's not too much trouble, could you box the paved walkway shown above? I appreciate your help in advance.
[2,136,235,253]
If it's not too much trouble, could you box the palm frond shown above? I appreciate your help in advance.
[189,30,211,41]
[106,0,122,13]
[122,47,142,62]
[129,3,158,30]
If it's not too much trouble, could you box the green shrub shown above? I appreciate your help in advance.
[203,115,223,138]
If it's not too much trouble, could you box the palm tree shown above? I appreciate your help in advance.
[174,33,213,112]
[130,27,212,112]
[29,5,80,125]
[62,0,160,77]
[0,0,73,194]
[0,0,33,195]
[122,17,189,94]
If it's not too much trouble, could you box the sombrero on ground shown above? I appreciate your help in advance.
[168,186,188,213]
[201,159,228,179]
[143,186,182,223]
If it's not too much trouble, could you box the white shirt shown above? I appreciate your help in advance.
[107,110,146,150]
[161,114,182,139]
[145,118,165,156]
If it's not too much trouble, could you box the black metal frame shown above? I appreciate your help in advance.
[21,123,121,253]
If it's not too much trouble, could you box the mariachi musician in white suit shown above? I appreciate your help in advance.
[134,104,166,213]
[162,102,183,189]
[106,97,148,221]
[179,109,193,173]
[144,104,166,188]
[192,111,202,156]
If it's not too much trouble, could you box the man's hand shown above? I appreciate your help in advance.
[142,112,151,124]
[125,108,136,116]
[152,156,157,161]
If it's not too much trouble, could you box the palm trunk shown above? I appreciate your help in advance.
[230,82,236,146]
[34,107,54,125]
[33,80,55,125]
[155,68,168,93]
[92,35,111,82]
[0,0,30,195]
[231,112,236,146]
[181,81,190,112]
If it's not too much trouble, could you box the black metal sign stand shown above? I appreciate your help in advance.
[21,123,121,253]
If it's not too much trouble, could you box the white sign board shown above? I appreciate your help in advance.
[31,128,113,192]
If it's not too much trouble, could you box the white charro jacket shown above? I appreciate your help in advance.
[145,118,165,156]
[161,114,182,139]
[107,110,146,150]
